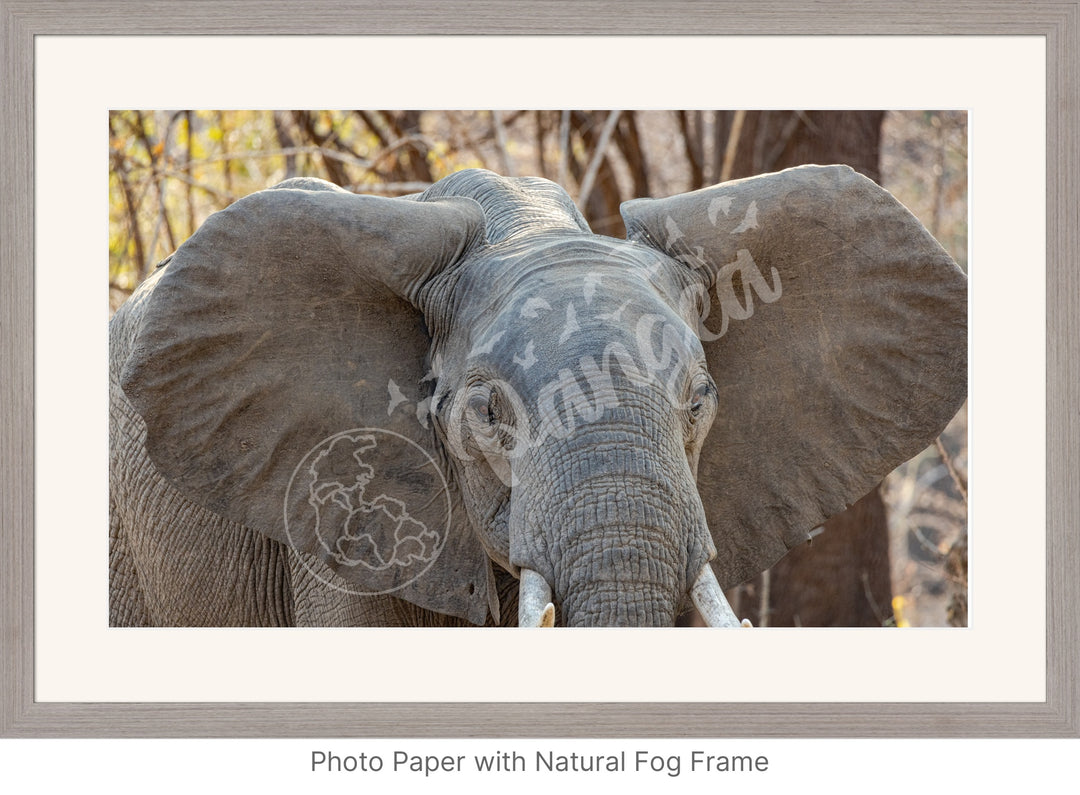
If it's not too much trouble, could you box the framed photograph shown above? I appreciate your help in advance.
[2,0,1076,762]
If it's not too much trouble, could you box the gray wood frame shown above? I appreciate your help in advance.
[2,0,1076,738]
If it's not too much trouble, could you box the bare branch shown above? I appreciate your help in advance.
[149,170,241,203]
[534,110,549,179]
[577,110,621,208]
[369,136,436,173]
[860,570,888,626]
[556,109,571,187]
[216,110,233,195]
[356,110,391,147]
[762,111,803,173]
[934,436,968,505]
[614,112,649,197]
[719,109,747,182]
[757,568,771,628]
[751,109,771,174]
[292,111,349,185]
[109,145,146,280]
[346,181,434,195]
[211,145,373,170]
[677,110,705,190]
[184,111,196,239]
[132,111,177,259]
[272,111,299,180]
[491,110,516,177]
[930,113,946,238]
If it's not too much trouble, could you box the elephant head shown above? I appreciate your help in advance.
[117,166,967,627]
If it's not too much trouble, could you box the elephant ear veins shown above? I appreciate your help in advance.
[118,180,491,625]
[622,164,967,589]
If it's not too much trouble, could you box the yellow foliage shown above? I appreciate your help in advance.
[891,596,910,628]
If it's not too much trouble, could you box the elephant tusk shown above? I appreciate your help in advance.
[537,603,555,628]
[690,564,749,628]
[518,568,555,628]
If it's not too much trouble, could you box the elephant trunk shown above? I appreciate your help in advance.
[559,563,682,627]
[519,548,748,628]
[511,422,714,627]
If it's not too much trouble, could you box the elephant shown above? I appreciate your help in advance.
[108,165,967,628]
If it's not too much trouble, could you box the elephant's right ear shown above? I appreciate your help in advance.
[120,179,493,623]
[623,165,967,590]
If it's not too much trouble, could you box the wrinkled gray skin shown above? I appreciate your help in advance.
[110,167,967,627]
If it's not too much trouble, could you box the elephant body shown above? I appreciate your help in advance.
[110,166,966,627]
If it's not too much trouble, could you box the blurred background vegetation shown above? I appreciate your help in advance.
[109,109,968,627]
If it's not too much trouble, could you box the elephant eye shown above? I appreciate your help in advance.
[467,387,498,428]
[688,380,712,419]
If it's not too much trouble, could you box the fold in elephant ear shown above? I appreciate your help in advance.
[622,165,968,589]
[120,178,494,624]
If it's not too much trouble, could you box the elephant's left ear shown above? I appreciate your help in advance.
[622,164,967,589]
[120,179,494,624]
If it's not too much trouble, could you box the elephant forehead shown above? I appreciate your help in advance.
[443,235,706,388]
[497,243,689,326]
[465,265,693,351]
[463,285,704,401]
[462,234,681,307]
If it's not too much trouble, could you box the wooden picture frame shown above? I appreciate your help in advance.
[2,0,1076,738]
